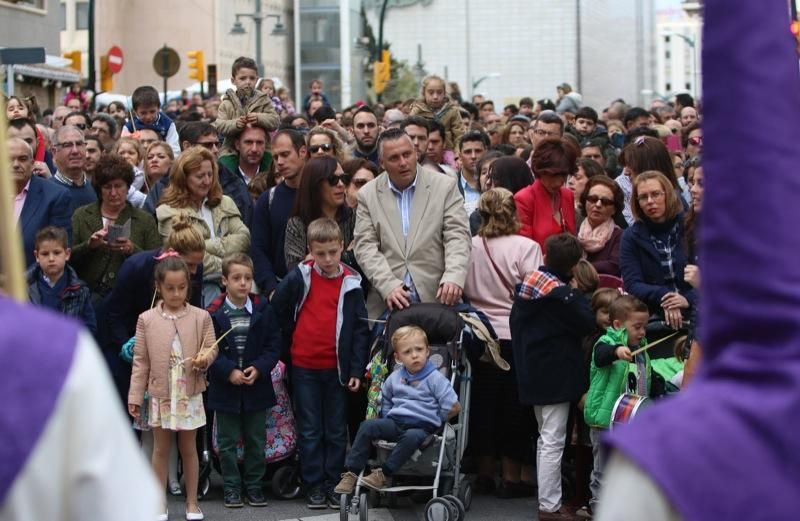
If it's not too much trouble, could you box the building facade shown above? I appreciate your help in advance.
[1,0,78,108]
[655,2,702,102]
[364,0,656,110]
[59,0,294,99]
[293,0,366,110]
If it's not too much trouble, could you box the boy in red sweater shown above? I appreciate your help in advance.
[272,217,370,509]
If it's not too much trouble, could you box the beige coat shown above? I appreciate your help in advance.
[128,305,218,405]
[409,99,465,151]
[214,89,279,154]
[354,166,472,318]
[156,195,251,276]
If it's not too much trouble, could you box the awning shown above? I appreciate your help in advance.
[10,62,80,83]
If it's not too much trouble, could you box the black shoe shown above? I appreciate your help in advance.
[224,489,244,508]
[496,480,537,499]
[327,490,342,509]
[307,488,327,509]
[245,488,268,507]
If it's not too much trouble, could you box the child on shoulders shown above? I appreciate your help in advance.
[26,226,96,334]
[335,325,460,494]
[121,86,181,156]
[214,56,279,156]
[410,75,464,157]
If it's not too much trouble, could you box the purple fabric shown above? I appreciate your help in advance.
[0,298,78,503]
[606,2,800,520]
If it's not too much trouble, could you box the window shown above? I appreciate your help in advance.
[76,2,89,30]
[666,83,672,91]
[665,50,671,59]
[685,82,692,91]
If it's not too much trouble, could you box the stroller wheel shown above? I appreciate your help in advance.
[442,495,465,521]
[339,492,349,521]
[271,465,301,500]
[456,481,472,511]
[359,491,369,521]
[425,497,453,521]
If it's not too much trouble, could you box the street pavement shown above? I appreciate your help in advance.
[167,475,538,520]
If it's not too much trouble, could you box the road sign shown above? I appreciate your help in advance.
[153,46,180,78]
[107,46,124,74]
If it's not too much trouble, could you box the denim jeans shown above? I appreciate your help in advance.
[589,427,606,511]
[292,367,347,492]
[345,417,431,475]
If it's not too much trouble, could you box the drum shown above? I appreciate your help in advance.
[610,393,652,430]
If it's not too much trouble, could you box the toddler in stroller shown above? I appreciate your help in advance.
[338,304,474,521]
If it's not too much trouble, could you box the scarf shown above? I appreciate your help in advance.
[400,360,436,384]
[577,217,615,253]
[647,219,681,291]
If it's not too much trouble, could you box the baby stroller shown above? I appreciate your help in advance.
[341,303,473,521]
[209,360,301,499]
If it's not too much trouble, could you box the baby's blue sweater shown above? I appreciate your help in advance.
[381,367,458,431]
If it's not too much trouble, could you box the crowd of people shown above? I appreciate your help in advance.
[5,54,704,521]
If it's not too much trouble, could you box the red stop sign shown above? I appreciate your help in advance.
[107,46,124,74]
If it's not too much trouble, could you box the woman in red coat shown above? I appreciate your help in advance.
[514,139,578,251]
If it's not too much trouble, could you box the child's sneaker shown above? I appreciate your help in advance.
[334,472,358,495]
[223,489,243,508]
[306,487,327,509]
[361,468,387,491]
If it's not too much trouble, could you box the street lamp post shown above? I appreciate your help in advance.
[230,1,287,78]
[472,73,501,93]
[663,32,698,98]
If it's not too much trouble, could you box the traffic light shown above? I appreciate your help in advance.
[373,50,392,94]
[64,50,81,72]
[187,50,205,82]
[99,55,113,92]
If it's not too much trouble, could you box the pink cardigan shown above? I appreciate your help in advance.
[128,304,217,406]
[463,235,543,340]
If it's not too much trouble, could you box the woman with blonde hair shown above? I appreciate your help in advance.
[156,146,250,305]
[307,126,348,165]
[464,187,543,498]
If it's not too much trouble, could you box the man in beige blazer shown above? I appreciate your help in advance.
[354,128,472,318]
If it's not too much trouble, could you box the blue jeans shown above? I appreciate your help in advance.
[345,417,431,475]
[292,367,347,492]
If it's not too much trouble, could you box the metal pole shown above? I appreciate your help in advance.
[87,0,96,93]
[576,0,582,93]
[376,0,389,103]
[465,0,471,100]
[162,45,168,105]
[6,65,15,96]
[254,0,264,77]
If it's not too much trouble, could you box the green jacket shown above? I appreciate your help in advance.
[583,327,651,429]
[70,201,161,297]
[409,98,464,151]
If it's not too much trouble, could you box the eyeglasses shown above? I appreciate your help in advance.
[54,140,86,150]
[585,194,615,207]
[310,143,333,154]
[688,136,703,146]
[352,178,370,188]
[326,173,351,186]
[636,190,665,203]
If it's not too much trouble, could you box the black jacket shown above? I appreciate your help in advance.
[510,267,596,405]
[206,293,282,414]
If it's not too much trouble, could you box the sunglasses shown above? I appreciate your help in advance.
[310,143,333,154]
[326,173,351,186]
[688,136,703,146]
[585,194,615,207]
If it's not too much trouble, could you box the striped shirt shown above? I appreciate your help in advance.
[388,175,420,303]
[223,296,252,369]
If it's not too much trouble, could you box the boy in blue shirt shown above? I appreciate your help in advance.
[334,325,461,493]
[26,226,96,334]
[121,86,180,155]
